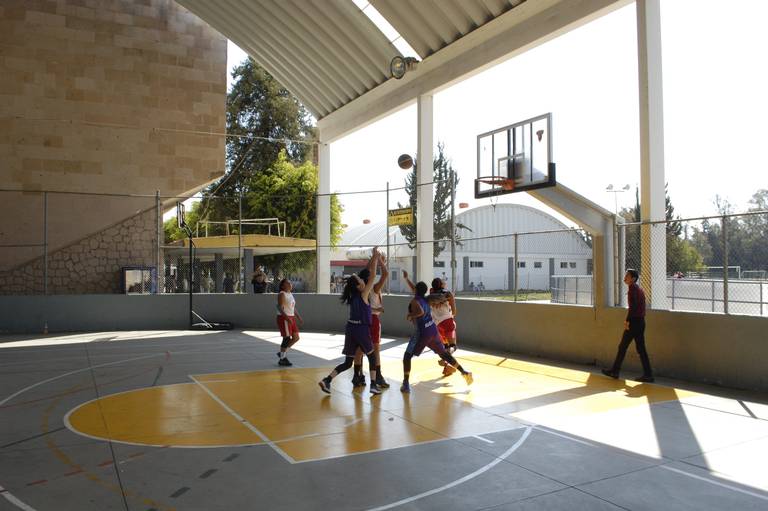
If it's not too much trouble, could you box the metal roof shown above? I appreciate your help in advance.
[370,0,525,59]
[176,0,403,119]
[176,0,528,120]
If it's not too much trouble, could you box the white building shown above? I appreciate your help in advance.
[333,204,592,294]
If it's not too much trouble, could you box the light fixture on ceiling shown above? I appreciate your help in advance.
[390,56,419,79]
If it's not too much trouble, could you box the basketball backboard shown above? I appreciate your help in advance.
[475,113,555,198]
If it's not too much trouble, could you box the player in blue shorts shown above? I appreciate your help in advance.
[400,280,472,393]
[319,247,383,396]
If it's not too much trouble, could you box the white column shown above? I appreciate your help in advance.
[637,0,667,308]
[316,140,331,293]
[416,95,434,283]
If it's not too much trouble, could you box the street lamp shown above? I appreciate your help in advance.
[606,183,630,215]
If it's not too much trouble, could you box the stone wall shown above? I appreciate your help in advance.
[0,0,227,271]
[0,208,157,294]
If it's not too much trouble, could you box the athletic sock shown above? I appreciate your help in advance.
[353,364,362,377]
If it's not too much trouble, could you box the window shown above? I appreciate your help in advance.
[470,261,484,268]
[534,262,542,269]
[517,261,526,268]
[569,262,577,269]
[433,260,445,267]
[391,271,398,281]
[560,262,568,269]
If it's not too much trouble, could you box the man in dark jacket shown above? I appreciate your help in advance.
[602,269,654,383]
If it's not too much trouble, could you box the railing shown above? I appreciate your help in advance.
[551,275,594,305]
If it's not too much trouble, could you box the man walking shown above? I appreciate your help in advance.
[602,269,654,383]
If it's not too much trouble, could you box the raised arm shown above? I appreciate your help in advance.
[373,253,388,294]
[359,247,380,303]
[402,270,416,293]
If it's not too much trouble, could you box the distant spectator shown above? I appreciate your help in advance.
[223,273,235,293]
[252,266,267,294]
[469,281,475,292]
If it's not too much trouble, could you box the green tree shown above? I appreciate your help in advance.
[164,201,202,243]
[397,143,470,258]
[621,185,704,274]
[169,58,343,283]
[197,57,316,223]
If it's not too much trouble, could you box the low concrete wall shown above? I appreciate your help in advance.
[1,294,766,392]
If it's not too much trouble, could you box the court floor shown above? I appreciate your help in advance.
[1,330,767,511]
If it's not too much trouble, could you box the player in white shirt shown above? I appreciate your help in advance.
[276,279,303,366]
[428,277,459,376]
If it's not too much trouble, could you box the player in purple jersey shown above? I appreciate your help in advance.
[319,247,384,396]
[400,280,472,393]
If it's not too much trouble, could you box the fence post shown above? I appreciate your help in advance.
[711,280,715,312]
[155,190,161,294]
[575,276,579,305]
[43,191,48,334]
[513,233,518,302]
[238,191,243,293]
[722,215,729,314]
[671,277,675,310]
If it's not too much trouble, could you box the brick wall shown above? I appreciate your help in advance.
[0,0,227,283]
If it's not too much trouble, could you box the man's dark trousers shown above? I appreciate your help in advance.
[610,317,653,376]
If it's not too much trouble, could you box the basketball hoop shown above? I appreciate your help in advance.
[477,175,515,191]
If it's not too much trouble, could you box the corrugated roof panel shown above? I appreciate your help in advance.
[177,0,401,118]
[371,0,526,58]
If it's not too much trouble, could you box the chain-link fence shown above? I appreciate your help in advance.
[619,211,768,316]
[4,185,764,318]
[0,189,319,296]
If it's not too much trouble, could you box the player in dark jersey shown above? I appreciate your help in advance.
[400,280,472,393]
[352,252,389,388]
[319,248,383,395]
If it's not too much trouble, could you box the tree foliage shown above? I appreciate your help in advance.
[689,190,768,274]
[164,58,343,279]
[620,184,705,274]
[397,143,470,258]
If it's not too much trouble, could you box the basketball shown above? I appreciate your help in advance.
[397,153,413,169]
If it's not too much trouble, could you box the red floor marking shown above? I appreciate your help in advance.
[64,469,84,476]
[97,460,114,467]
[128,452,145,459]
[26,480,47,486]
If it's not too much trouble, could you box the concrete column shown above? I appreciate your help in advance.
[637,0,667,308]
[508,257,515,291]
[416,94,434,283]
[214,253,224,293]
[316,140,331,293]
[244,249,254,293]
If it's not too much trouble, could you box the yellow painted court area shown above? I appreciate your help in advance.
[66,354,697,462]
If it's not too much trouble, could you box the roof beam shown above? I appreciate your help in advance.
[319,0,629,143]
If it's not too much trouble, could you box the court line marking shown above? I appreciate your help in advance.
[0,485,35,511]
[365,426,532,511]
[473,435,494,444]
[534,423,768,502]
[189,375,297,464]
[532,426,597,446]
[660,466,768,502]
[0,350,180,511]
[63,383,264,449]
